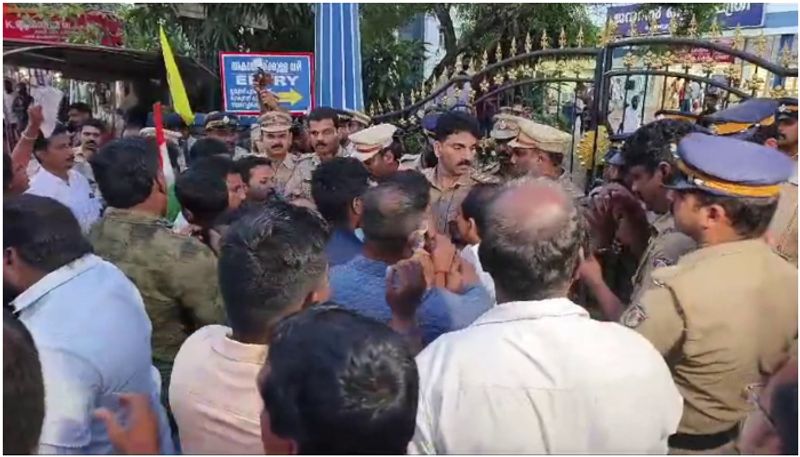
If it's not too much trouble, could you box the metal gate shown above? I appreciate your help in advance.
[370,22,798,190]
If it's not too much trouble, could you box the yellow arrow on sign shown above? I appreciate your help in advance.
[276,88,303,106]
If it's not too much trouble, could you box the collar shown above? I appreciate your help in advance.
[423,166,472,191]
[210,327,269,365]
[36,167,75,186]
[11,254,101,315]
[677,238,766,269]
[103,207,167,225]
[332,227,362,243]
[651,212,676,235]
[347,255,390,277]
[471,297,588,327]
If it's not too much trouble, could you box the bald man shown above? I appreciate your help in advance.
[410,177,681,454]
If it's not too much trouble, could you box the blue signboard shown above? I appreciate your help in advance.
[219,52,314,115]
[608,3,765,37]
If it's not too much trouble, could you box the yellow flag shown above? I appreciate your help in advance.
[159,25,194,126]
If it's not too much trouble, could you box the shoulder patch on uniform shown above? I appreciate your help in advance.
[472,171,501,184]
[621,303,648,328]
[650,264,681,286]
[652,256,673,269]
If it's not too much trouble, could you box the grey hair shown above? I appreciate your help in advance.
[479,177,586,301]
[361,182,425,245]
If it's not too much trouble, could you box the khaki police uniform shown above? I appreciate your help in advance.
[622,241,797,436]
[398,154,422,171]
[511,118,583,198]
[620,132,798,453]
[768,99,799,265]
[630,212,697,303]
[348,123,397,163]
[259,111,300,196]
[422,166,499,235]
[768,180,798,266]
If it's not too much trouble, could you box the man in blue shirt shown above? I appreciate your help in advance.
[311,157,370,266]
[3,195,174,454]
[329,178,492,345]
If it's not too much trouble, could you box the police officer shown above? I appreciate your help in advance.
[340,109,372,156]
[258,111,311,198]
[620,133,797,453]
[700,97,779,137]
[284,107,344,203]
[204,112,249,158]
[507,118,582,198]
[348,123,399,181]
[488,112,521,179]
[421,110,498,236]
[768,98,798,265]
[706,98,798,265]
[579,119,700,319]
[775,97,798,158]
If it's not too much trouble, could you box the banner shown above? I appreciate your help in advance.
[608,3,765,37]
[2,5,123,47]
[219,52,314,115]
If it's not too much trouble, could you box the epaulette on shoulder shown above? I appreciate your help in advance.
[472,170,501,184]
[650,264,683,287]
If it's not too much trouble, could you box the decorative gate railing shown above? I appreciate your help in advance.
[370,21,798,192]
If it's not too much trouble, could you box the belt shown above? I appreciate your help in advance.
[668,425,739,451]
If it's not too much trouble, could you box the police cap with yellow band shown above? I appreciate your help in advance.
[776,97,798,122]
[702,98,778,136]
[655,110,699,123]
[666,133,794,198]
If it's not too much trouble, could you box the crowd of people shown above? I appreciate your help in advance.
[3,87,798,455]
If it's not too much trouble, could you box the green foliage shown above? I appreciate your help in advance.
[362,35,426,107]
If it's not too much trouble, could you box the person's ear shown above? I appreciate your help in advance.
[155,170,167,195]
[433,140,442,158]
[304,270,331,307]
[764,138,779,149]
[657,161,672,184]
[4,247,16,268]
[705,203,728,228]
[351,196,363,217]
[467,217,479,240]
[182,209,195,224]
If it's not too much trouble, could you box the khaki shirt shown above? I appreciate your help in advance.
[620,239,798,435]
[556,169,584,200]
[282,154,317,201]
[398,154,422,172]
[422,166,500,234]
[767,181,798,266]
[283,147,349,202]
[270,154,305,196]
[89,208,226,362]
[630,213,697,304]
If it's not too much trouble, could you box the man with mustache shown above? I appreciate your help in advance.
[339,109,371,156]
[258,111,310,198]
[284,107,347,203]
[421,111,499,237]
[73,118,105,195]
[25,125,101,233]
[507,118,583,199]
[204,112,249,159]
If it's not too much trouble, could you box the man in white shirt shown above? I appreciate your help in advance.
[169,199,331,454]
[3,195,174,454]
[409,177,683,454]
[25,125,101,232]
